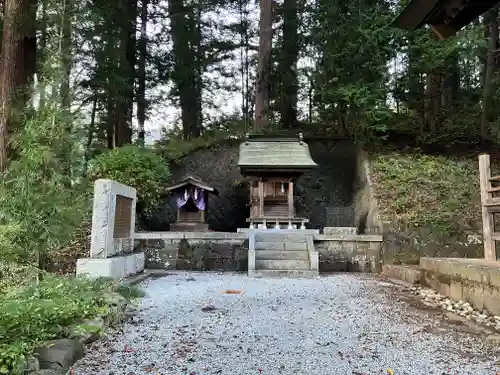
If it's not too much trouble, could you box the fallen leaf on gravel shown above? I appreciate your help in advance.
[387,369,394,375]
[201,305,217,312]
[223,289,243,294]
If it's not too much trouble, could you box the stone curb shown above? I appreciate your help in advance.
[25,278,148,375]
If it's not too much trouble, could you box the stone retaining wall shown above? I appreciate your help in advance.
[135,232,384,273]
[315,234,383,272]
[135,232,248,271]
[420,257,500,315]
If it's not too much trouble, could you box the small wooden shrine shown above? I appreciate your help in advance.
[393,0,500,39]
[238,133,318,229]
[165,176,218,231]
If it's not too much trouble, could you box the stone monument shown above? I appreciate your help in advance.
[76,179,145,279]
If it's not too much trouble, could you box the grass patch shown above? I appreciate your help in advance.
[0,274,143,374]
[371,152,481,233]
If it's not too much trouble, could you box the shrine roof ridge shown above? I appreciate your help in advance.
[238,133,318,170]
[164,175,219,194]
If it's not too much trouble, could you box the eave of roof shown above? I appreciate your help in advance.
[238,139,318,170]
[165,176,218,194]
[392,0,500,39]
[392,0,441,31]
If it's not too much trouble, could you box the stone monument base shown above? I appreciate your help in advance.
[76,252,145,279]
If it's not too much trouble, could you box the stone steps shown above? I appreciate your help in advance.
[249,231,319,278]
[248,269,318,278]
[255,259,310,270]
[255,250,309,261]
[254,233,307,242]
[254,241,308,251]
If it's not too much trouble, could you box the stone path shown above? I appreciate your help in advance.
[72,272,500,375]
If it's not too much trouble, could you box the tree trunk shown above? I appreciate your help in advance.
[137,0,148,145]
[106,92,115,149]
[442,52,459,107]
[280,0,298,128]
[481,8,499,139]
[60,0,73,109]
[38,0,47,108]
[168,0,198,140]
[239,0,246,124]
[83,94,97,176]
[254,0,272,131]
[115,0,136,147]
[192,0,202,138]
[424,72,441,132]
[0,0,35,171]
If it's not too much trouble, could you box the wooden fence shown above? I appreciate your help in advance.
[479,154,500,260]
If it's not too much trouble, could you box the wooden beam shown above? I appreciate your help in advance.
[431,24,457,39]
[479,154,496,260]
[258,179,264,217]
[288,181,294,218]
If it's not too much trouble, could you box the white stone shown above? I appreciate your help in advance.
[90,179,137,258]
[76,252,145,279]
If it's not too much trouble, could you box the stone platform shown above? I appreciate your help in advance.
[418,257,500,315]
[382,264,422,285]
[76,252,145,279]
[135,230,383,273]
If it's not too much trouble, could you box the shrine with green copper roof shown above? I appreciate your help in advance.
[238,133,318,230]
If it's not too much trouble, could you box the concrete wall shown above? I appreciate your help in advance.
[135,231,383,273]
[420,257,500,315]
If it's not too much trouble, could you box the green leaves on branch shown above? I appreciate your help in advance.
[88,145,170,211]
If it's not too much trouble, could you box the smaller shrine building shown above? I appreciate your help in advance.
[165,176,218,232]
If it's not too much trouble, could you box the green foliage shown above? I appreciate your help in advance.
[0,275,139,374]
[0,104,87,269]
[0,262,38,295]
[371,152,480,233]
[89,145,170,211]
[156,125,244,163]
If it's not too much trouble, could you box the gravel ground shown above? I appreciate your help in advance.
[72,272,500,375]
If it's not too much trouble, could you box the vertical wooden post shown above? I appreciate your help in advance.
[288,181,294,218]
[479,154,496,260]
[259,179,264,217]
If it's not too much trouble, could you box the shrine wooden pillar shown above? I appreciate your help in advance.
[258,179,264,217]
[288,181,294,218]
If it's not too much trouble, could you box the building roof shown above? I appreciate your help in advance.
[393,0,500,39]
[238,134,318,172]
[164,176,218,195]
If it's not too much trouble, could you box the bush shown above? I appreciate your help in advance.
[89,145,170,212]
[0,104,87,269]
[0,275,141,374]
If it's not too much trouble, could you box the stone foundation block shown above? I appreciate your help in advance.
[76,252,145,279]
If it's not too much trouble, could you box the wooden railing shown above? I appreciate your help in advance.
[478,154,500,260]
